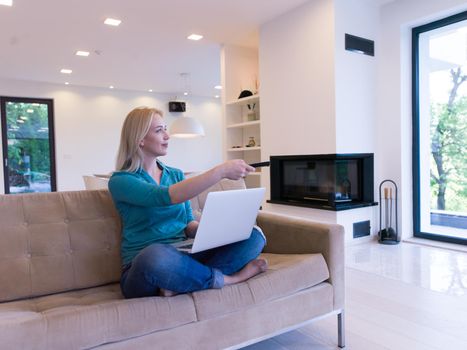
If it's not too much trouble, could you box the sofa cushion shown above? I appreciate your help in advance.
[93,284,334,350]
[0,253,330,349]
[0,284,197,350]
[192,252,330,320]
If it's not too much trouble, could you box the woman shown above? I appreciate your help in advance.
[109,107,267,298]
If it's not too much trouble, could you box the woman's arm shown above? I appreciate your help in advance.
[168,159,254,204]
[109,173,172,207]
[185,221,199,238]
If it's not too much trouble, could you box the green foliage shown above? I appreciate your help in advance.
[430,89,467,212]
[5,102,51,176]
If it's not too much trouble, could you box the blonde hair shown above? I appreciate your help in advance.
[115,107,163,172]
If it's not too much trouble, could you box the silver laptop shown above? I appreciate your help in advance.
[172,187,265,254]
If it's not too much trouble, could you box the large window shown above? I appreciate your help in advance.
[413,11,467,244]
[0,97,56,194]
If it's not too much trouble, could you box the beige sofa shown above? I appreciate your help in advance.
[0,180,345,349]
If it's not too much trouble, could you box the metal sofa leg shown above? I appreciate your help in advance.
[338,310,345,348]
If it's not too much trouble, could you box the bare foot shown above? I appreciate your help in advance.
[224,258,268,286]
[159,288,178,297]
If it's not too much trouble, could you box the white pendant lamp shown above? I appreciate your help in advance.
[169,72,205,138]
[170,116,205,138]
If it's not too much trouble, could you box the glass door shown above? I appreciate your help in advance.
[413,11,467,244]
[0,97,56,194]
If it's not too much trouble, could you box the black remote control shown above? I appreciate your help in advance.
[249,161,270,168]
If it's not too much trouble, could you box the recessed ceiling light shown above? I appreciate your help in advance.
[214,85,222,90]
[187,34,203,41]
[148,89,153,92]
[65,82,70,85]
[183,92,188,96]
[109,85,114,89]
[0,0,12,6]
[75,50,90,57]
[214,95,220,99]
[104,18,121,26]
[60,69,72,74]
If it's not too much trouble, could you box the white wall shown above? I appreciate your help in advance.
[0,78,222,193]
[259,0,336,159]
[377,0,467,239]
[334,0,379,154]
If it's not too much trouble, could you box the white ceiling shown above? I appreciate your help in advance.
[0,0,396,97]
[0,0,312,97]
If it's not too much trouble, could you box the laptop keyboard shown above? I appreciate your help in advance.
[177,243,193,250]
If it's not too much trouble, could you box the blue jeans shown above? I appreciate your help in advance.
[120,228,265,298]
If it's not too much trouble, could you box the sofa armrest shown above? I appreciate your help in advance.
[257,211,345,311]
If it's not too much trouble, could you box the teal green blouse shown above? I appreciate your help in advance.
[108,161,195,266]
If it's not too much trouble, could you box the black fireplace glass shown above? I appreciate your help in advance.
[281,159,360,202]
[269,154,375,211]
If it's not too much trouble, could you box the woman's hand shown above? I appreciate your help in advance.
[185,220,199,238]
[169,160,255,204]
[217,159,255,180]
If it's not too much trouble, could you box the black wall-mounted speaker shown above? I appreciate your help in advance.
[345,34,374,56]
[168,101,186,112]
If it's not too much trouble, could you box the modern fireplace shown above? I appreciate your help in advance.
[268,154,376,211]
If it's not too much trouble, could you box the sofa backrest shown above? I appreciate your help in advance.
[0,190,121,303]
[0,179,246,303]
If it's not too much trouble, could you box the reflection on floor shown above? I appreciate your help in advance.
[243,241,467,350]
[347,241,467,296]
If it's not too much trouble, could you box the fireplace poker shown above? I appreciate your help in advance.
[389,187,393,234]
[387,187,396,240]
[384,188,389,238]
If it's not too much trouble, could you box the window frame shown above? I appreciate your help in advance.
[0,96,57,193]
[412,10,467,245]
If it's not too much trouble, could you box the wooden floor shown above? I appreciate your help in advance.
[243,240,467,349]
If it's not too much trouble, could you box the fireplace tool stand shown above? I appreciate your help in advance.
[378,179,399,245]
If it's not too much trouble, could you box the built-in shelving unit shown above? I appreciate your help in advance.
[224,94,261,188]
[221,46,261,189]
